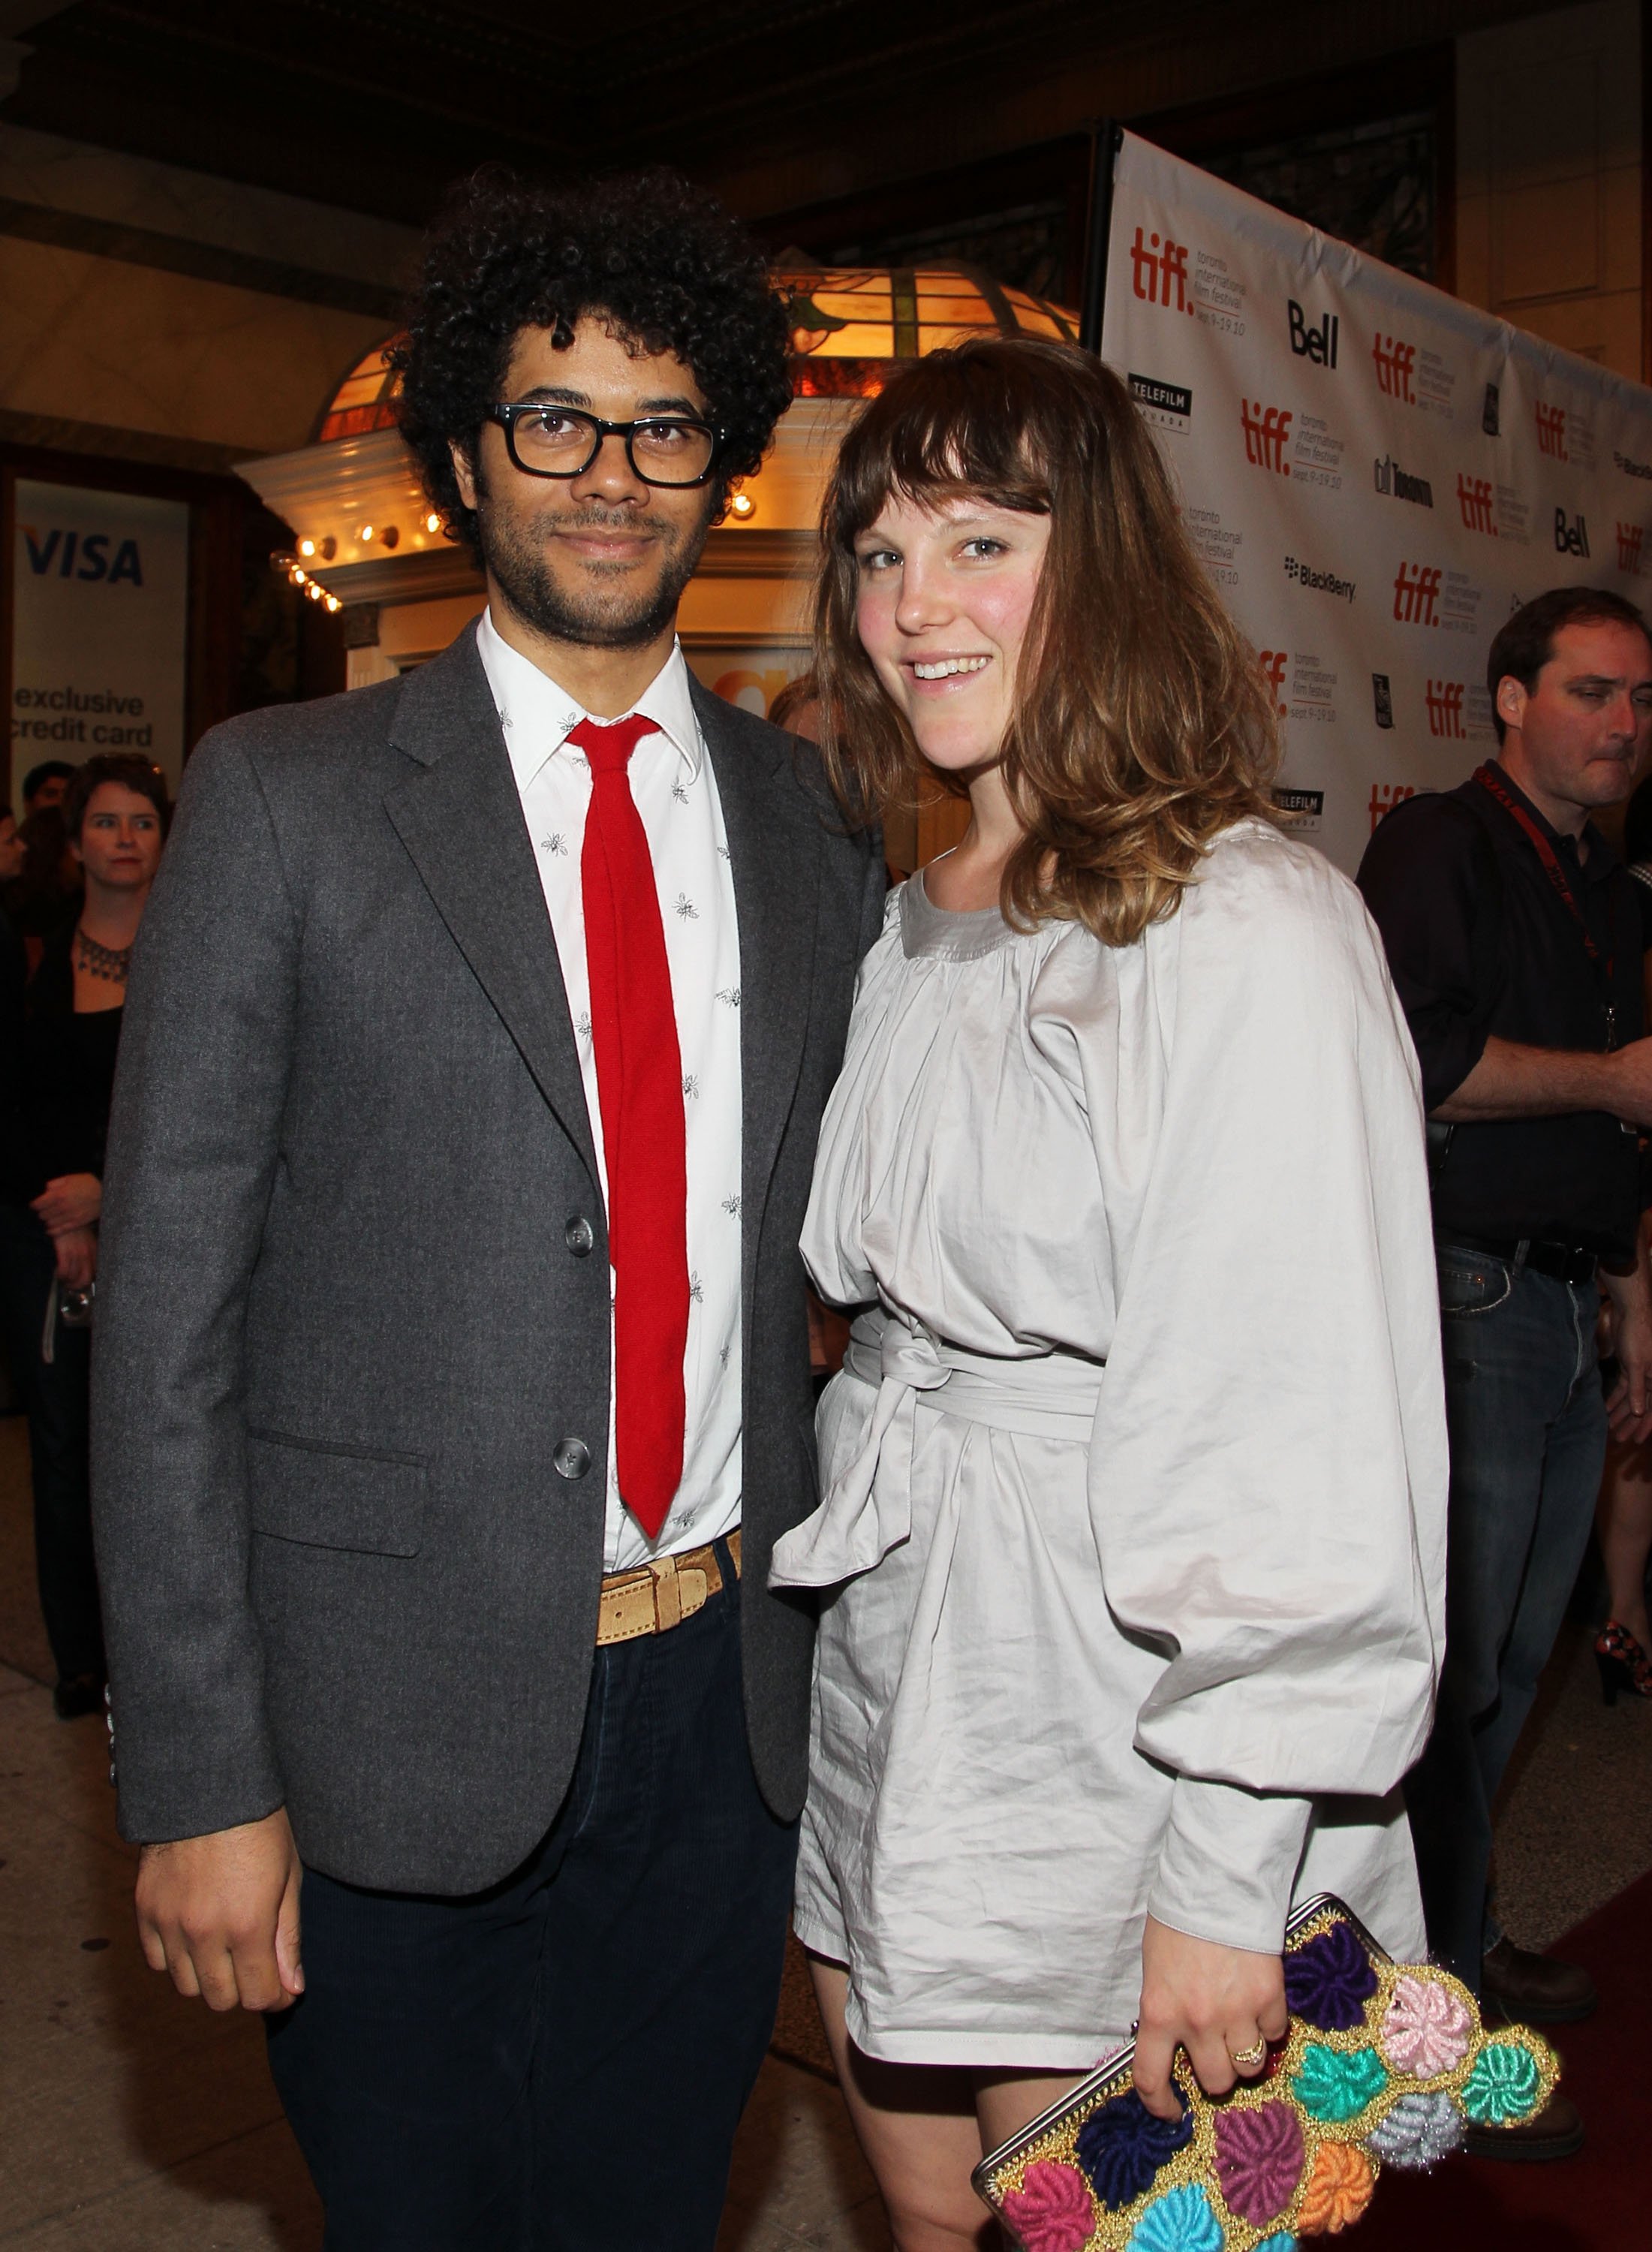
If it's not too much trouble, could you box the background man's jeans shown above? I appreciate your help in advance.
[1405,1247,1605,1989]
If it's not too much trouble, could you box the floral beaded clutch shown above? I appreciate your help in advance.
[971,1895,1557,2252]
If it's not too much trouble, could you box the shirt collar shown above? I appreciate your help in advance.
[476,609,704,791]
[1485,758,1617,881]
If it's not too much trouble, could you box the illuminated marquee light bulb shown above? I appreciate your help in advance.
[298,537,316,557]
[426,512,441,533]
[324,593,342,613]
[360,524,375,543]
[291,567,308,586]
[729,490,756,519]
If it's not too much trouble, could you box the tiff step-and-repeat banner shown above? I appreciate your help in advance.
[1102,130,1652,877]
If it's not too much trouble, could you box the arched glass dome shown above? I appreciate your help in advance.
[311,263,1079,441]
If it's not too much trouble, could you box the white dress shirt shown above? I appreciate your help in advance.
[477,611,743,1571]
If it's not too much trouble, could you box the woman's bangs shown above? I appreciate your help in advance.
[833,373,1049,545]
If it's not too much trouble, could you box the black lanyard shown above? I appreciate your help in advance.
[1473,763,1620,1049]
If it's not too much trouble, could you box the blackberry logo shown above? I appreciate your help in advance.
[1284,555,1356,603]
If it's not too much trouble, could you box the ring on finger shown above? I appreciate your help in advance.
[1229,2037,1268,2071]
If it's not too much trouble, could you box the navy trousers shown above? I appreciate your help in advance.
[1404,1248,1606,1989]
[266,1558,797,2251]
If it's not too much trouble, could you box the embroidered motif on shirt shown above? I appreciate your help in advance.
[716,844,732,862]
[575,1012,592,1044]
[682,1073,700,1100]
[671,778,690,806]
[721,1194,742,1217]
[674,893,699,920]
[715,986,742,1008]
[689,1274,704,1304]
[540,833,568,857]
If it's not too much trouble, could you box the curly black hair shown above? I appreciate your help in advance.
[393,167,791,561]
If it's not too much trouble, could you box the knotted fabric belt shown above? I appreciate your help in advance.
[768,1307,1103,1591]
[597,1530,741,1647]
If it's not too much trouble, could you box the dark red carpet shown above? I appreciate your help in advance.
[1356,1872,1652,2249]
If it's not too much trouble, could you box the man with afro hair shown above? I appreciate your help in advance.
[92,166,884,2249]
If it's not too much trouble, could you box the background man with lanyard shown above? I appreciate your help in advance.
[1359,585,1652,2161]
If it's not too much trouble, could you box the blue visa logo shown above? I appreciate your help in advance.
[22,527,144,586]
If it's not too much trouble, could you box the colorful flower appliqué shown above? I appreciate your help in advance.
[1076,2088,1194,2210]
[1291,2043,1389,2123]
[1378,1976,1473,2079]
[1001,2160,1094,2252]
[1367,2088,1467,2169]
[1212,2101,1304,2224]
[1125,2181,1224,2252]
[1461,2041,1542,2125]
[1295,2141,1374,2235]
[1283,1920,1380,2032]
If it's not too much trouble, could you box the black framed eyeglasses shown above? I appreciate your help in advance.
[489,404,725,488]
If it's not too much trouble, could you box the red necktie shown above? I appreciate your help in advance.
[571,715,688,1542]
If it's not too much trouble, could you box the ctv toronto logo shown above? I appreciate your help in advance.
[1425,680,1467,738]
[1130,228,1193,312]
[1371,333,1417,402]
[1536,402,1568,459]
[1241,400,1292,473]
[1392,561,1443,625]
[1374,456,1433,507]
[1457,474,1497,534]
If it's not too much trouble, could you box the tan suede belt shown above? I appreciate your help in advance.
[595,1530,742,1648]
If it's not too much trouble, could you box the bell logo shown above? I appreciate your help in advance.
[1457,474,1497,535]
[1425,680,1467,739]
[22,526,144,586]
[1288,300,1340,367]
[1536,402,1568,459]
[1371,333,1417,403]
[1369,781,1416,832]
[1258,649,1288,716]
[1130,229,1193,313]
[1617,522,1644,572]
[1241,400,1292,474]
[1554,507,1590,558]
[1392,561,1442,625]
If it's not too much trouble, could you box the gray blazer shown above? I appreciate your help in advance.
[91,630,884,1892]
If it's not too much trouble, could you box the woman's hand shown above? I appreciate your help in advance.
[32,1172,102,1235]
[53,1227,98,1290]
[1133,1915,1288,2120]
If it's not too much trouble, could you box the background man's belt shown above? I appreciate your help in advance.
[1439,1232,1598,1285]
[597,1531,741,1647]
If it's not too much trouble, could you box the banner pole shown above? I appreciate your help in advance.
[1079,119,1123,355]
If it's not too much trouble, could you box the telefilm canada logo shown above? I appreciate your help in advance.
[1127,373,1192,423]
[1271,786,1325,832]
[1283,555,1356,603]
[1288,300,1339,367]
[1374,455,1433,507]
[1241,399,1292,474]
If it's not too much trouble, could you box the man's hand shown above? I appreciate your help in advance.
[32,1171,102,1235]
[1603,1242,1652,1444]
[1133,1915,1288,2121]
[136,1808,303,2013]
[52,1227,97,1290]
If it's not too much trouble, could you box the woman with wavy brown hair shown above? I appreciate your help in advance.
[768,339,1448,2249]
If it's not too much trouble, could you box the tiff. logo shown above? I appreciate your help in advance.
[1241,399,1293,474]
[1392,561,1442,625]
[1618,522,1644,572]
[1369,782,1416,832]
[1371,333,1416,402]
[1130,228,1192,312]
[1457,474,1496,534]
[1536,402,1568,459]
[1258,649,1288,715]
[1425,680,1467,738]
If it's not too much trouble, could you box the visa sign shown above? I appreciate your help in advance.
[22,525,145,586]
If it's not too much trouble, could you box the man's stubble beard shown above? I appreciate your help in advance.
[476,485,718,652]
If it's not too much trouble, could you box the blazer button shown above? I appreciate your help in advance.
[553,1437,591,1480]
[564,1215,595,1257]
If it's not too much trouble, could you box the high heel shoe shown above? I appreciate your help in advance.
[1594,1621,1652,1706]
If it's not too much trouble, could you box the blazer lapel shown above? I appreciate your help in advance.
[694,679,820,1306]
[384,634,599,1190]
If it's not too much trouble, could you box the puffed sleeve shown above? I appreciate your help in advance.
[1082,829,1447,1955]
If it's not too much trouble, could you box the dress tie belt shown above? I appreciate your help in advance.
[768,1307,1103,1591]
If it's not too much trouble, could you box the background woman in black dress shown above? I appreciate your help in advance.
[7,753,167,1716]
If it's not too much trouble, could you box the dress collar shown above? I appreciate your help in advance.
[476,609,703,792]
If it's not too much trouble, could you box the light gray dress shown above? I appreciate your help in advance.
[769,821,1448,2069]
